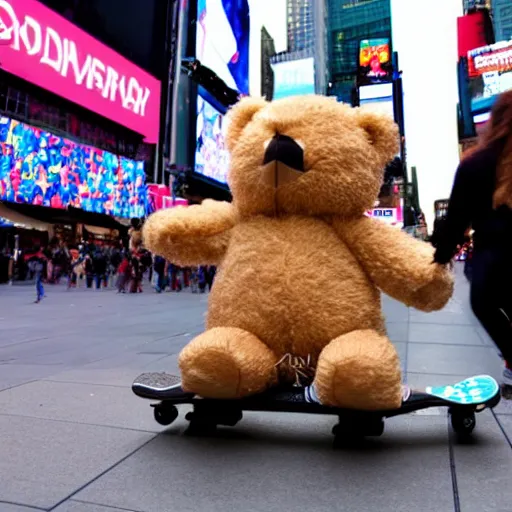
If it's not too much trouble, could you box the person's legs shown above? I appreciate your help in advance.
[35,276,44,302]
[470,250,512,385]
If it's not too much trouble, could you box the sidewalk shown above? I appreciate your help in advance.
[0,264,510,512]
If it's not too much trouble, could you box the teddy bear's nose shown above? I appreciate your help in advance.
[263,134,305,173]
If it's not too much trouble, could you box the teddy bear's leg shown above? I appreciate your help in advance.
[178,327,278,399]
[312,329,403,410]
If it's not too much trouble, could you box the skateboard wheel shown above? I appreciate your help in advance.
[450,411,476,435]
[153,405,178,426]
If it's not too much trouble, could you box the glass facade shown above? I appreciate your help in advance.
[327,0,391,103]
[493,0,512,41]
[287,0,315,52]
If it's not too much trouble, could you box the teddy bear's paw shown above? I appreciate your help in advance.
[179,327,278,399]
[143,200,235,248]
[412,264,455,313]
[314,329,403,411]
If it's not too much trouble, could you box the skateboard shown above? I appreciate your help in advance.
[132,373,501,441]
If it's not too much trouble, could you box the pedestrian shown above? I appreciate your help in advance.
[116,255,131,293]
[153,255,166,293]
[433,90,512,393]
[84,254,94,288]
[189,266,199,293]
[207,265,216,291]
[26,247,46,303]
[92,248,108,289]
[130,253,143,293]
[198,265,207,293]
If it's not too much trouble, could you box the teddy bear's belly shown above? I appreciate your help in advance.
[207,217,385,358]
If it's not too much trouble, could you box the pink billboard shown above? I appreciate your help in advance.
[0,0,161,143]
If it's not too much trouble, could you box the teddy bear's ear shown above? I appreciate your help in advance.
[225,97,268,152]
[356,107,400,165]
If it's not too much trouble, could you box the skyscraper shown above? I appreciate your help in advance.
[493,0,512,42]
[287,0,315,52]
[261,27,277,100]
[270,0,328,95]
[327,0,391,103]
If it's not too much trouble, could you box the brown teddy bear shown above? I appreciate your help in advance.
[143,95,454,411]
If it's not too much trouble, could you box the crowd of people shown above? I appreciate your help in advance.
[16,237,216,302]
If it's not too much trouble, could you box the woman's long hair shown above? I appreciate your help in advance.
[477,90,512,208]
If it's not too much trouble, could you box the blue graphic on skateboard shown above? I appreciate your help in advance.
[426,375,499,405]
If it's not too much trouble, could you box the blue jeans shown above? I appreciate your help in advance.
[36,276,44,301]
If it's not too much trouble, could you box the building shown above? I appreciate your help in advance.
[327,0,391,103]
[287,0,315,52]
[270,0,328,96]
[0,0,163,248]
[493,0,512,42]
[463,0,492,11]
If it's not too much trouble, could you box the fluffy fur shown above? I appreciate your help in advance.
[143,95,454,411]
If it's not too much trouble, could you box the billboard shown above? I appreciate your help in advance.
[0,0,161,143]
[468,40,512,114]
[147,184,188,212]
[468,40,512,77]
[271,58,315,99]
[195,96,230,184]
[359,83,395,120]
[457,11,489,58]
[367,206,404,228]
[358,38,393,85]
[0,116,148,218]
[196,0,287,97]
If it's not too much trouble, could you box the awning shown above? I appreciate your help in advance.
[0,202,51,231]
[83,224,114,236]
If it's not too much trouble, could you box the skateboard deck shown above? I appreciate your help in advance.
[132,373,500,439]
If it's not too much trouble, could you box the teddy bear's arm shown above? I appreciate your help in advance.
[334,216,454,312]
[142,200,236,266]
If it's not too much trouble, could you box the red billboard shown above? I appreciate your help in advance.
[457,12,489,59]
[0,0,161,143]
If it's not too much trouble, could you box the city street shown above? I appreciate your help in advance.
[0,265,510,512]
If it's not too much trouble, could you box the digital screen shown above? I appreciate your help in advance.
[196,0,287,97]
[0,0,161,143]
[0,116,148,218]
[195,96,230,184]
[359,84,395,122]
[468,40,512,115]
[358,38,393,86]
[271,58,315,99]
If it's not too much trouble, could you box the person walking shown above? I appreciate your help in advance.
[153,255,166,293]
[433,90,512,392]
[26,247,47,303]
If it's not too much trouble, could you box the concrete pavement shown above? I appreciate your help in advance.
[0,265,510,512]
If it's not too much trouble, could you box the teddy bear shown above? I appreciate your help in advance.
[143,95,454,411]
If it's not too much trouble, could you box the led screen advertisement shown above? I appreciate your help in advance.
[467,40,512,114]
[358,38,393,86]
[0,116,148,218]
[271,58,316,100]
[0,0,161,143]
[359,83,395,120]
[195,96,230,184]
